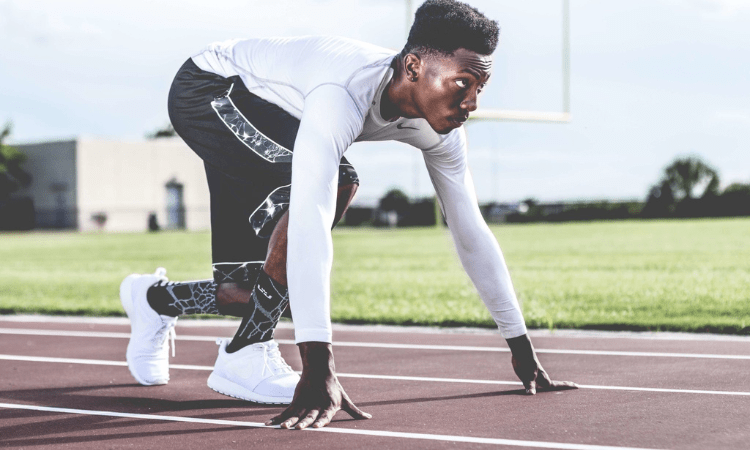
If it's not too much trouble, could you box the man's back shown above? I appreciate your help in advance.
[192,35,396,120]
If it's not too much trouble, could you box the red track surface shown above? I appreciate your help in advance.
[1,317,750,449]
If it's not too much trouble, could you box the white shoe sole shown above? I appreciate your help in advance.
[207,372,293,404]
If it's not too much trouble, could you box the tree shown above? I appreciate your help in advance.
[717,183,750,216]
[146,123,176,139]
[642,180,675,218]
[663,156,719,201]
[722,182,750,197]
[378,188,410,214]
[0,122,32,199]
[518,197,538,214]
[376,188,410,227]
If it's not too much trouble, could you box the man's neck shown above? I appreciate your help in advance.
[380,58,419,121]
[379,81,400,122]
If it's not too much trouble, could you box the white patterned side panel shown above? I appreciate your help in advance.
[211,88,293,163]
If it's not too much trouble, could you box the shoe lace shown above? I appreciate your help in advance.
[153,319,177,358]
[265,341,293,374]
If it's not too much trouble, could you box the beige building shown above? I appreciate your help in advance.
[16,137,210,232]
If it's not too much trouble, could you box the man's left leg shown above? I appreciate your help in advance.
[143,176,358,333]
[135,167,359,400]
[127,178,357,389]
[221,181,359,353]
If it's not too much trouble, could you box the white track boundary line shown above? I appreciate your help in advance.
[2,354,749,397]
[0,401,660,450]
[4,315,750,342]
[2,328,749,360]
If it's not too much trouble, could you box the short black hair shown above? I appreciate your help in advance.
[401,0,500,57]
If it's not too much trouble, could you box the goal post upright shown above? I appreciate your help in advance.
[470,0,571,124]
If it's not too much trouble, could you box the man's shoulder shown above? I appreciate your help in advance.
[260,35,395,91]
[311,36,397,84]
[313,37,395,120]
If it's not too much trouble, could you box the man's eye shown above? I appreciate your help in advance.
[455,79,468,88]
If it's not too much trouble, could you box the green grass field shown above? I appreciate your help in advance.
[1,218,748,333]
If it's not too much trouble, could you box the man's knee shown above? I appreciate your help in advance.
[263,182,358,280]
[339,183,358,197]
[334,183,358,225]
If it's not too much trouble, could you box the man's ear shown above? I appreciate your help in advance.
[403,53,422,82]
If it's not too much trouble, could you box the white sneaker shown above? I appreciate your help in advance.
[120,268,178,386]
[207,339,299,404]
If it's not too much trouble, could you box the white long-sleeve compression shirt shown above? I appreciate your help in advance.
[191,35,528,343]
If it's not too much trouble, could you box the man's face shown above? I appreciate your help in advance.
[412,48,492,134]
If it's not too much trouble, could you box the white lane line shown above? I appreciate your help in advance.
[4,315,749,343]
[0,354,129,367]
[335,373,750,396]
[0,328,216,341]
[530,348,750,360]
[2,353,750,397]
[0,402,661,450]
[3,328,750,360]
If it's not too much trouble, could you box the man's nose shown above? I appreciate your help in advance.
[461,91,479,112]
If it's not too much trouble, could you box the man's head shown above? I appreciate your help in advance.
[394,0,499,134]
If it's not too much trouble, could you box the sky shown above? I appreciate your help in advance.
[1,0,748,204]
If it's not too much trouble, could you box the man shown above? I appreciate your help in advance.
[120,0,577,431]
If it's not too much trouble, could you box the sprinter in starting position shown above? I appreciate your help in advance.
[120,0,577,431]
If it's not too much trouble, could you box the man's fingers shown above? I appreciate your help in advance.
[543,380,579,391]
[278,408,308,429]
[341,393,372,420]
[294,409,320,430]
[525,379,537,395]
[311,407,338,429]
[535,368,552,389]
[266,406,296,426]
[280,416,300,429]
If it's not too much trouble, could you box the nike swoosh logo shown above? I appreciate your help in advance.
[396,123,419,130]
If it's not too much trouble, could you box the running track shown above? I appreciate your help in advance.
[1,316,749,449]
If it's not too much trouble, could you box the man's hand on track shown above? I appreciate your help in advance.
[506,334,578,395]
[265,342,371,429]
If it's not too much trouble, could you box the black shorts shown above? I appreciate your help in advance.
[167,59,359,284]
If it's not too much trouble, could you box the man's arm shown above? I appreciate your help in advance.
[422,129,577,394]
[267,84,370,429]
[422,129,526,337]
